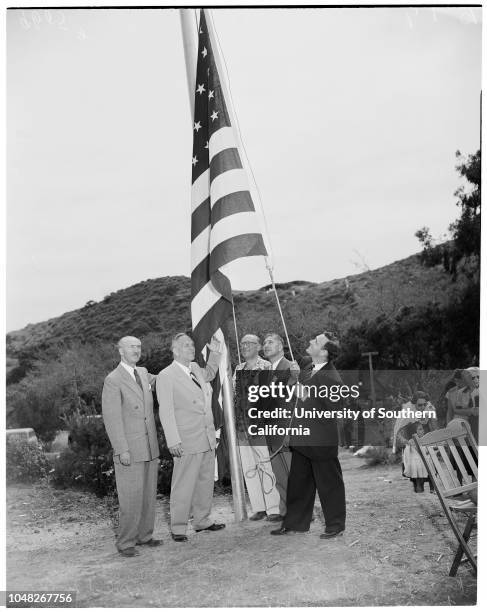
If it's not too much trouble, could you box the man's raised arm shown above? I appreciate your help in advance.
[200,335,222,382]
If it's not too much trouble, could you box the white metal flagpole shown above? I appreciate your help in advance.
[179,8,247,522]
[179,9,198,117]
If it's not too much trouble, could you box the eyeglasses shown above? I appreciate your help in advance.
[417,402,427,407]
[241,342,258,347]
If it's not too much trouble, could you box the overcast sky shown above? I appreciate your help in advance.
[7,6,481,331]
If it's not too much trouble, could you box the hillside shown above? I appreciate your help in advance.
[6,252,462,357]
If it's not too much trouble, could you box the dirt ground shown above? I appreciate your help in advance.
[6,451,477,607]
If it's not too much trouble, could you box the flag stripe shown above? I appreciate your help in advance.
[191,226,211,271]
[210,168,250,205]
[192,231,266,300]
[210,234,267,275]
[192,211,263,271]
[211,191,255,225]
[192,169,210,212]
[210,147,242,182]
[192,297,231,351]
[209,126,237,162]
[191,254,211,297]
[192,190,255,245]
[209,211,262,250]
[191,197,211,242]
[191,279,222,329]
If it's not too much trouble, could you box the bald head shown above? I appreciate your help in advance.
[118,336,141,367]
[118,336,140,349]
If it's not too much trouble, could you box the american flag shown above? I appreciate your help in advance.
[191,9,268,428]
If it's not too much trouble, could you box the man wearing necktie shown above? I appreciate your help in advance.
[258,333,300,520]
[102,336,161,557]
[271,333,346,539]
[156,333,225,541]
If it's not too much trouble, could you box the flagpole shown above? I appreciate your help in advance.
[179,9,198,116]
[232,303,242,366]
[264,262,295,362]
[180,8,247,523]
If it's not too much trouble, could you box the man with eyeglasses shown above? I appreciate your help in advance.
[233,334,281,521]
[258,333,300,521]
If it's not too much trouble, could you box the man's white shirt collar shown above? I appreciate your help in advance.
[120,361,136,380]
[312,361,328,371]
[271,356,284,370]
[174,360,192,377]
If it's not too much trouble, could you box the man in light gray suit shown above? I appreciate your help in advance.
[156,333,225,542]
[102,336,161,557]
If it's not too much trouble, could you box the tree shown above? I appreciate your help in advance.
[6,341,118,442]
[449,149,481,273]
[416,149,480,278]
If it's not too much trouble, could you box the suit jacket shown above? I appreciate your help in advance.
[290,357,343,460]
[156,351,221,454]
[258,356,298,448]
[233,357,271,434]
[102,364,159,462]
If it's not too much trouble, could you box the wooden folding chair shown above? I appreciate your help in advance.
[413,418,477,577]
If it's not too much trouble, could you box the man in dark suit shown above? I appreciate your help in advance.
[260,333,299,521]
[102,336,161,557]
[271,333,346,538]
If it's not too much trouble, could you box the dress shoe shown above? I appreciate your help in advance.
[195,523,225,532]
[136,538,163,547]
[266,514,284,522]
[270,526,307,535]
[171,533,188,542]
[118,547,140,557]
[320,529,344,539]
[249,511,267,521]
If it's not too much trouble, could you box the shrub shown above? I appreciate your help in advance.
[53,447,116,496]
[6,438,50,484]
[52,414,115,496]
[53,412,174,497]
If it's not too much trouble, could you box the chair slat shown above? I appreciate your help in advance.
[428,447,451,490]
[461,444,478,479]
[443,483,477,498]
[448,444,470,483]
[437,444,460,488]
[418,425,466,445]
